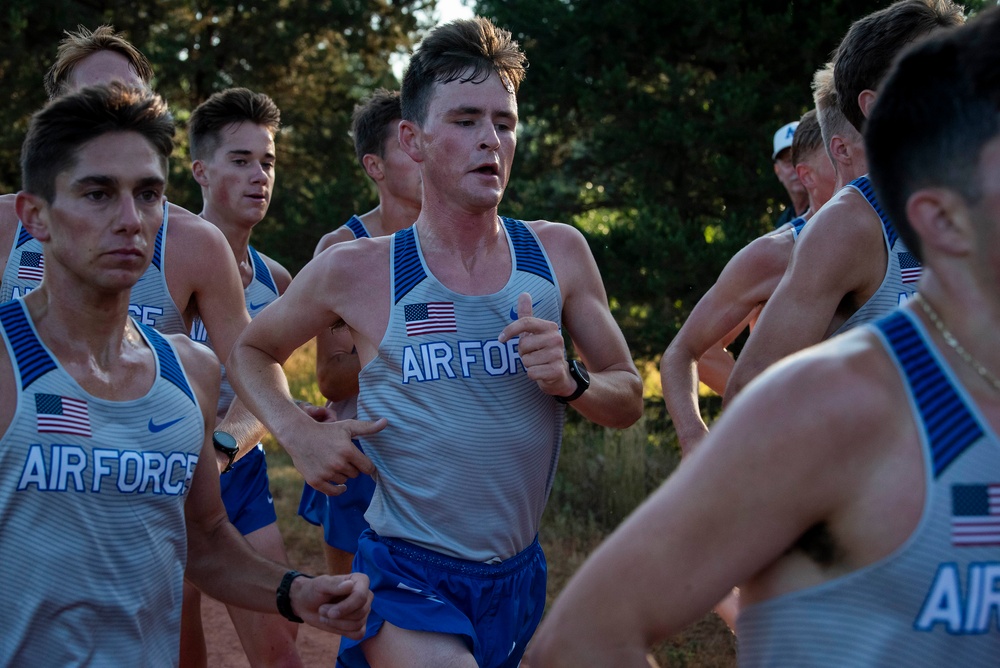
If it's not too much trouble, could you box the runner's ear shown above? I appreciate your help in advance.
[191,159,210,188]
[15,191,52,242]
[398,120,423,164]
[906,187,970,260]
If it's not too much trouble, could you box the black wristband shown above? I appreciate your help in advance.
[276,570,312,623]
[555,360,590,404]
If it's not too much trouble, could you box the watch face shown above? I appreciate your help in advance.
[575,361,590,383]
[213,430,238,453]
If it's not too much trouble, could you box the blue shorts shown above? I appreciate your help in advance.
[220,445,277,535]
[337,530,547,668]
[297,440,374,553]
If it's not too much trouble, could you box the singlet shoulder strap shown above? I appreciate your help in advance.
[248,246,278,296]
[502,217,554,284]
[875,310,983,476]
[847,175,901,249]
[15,222,34,249]
[150,204,168,272]
[344,215,371,239]
[392,227,426,304]
[0,299,57,391]
[137,322,196,405]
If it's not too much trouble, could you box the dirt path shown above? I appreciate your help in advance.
[202,594,343,667]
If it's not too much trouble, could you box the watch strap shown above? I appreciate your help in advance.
[276,570,313,623]
[555,360,589,404]
[220,450,236,474]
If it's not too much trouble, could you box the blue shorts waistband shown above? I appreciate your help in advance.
[369,532,541,579]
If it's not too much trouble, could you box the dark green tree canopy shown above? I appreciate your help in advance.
[474,0,984,357]
[1,0,431,267]
[1,0,986,361]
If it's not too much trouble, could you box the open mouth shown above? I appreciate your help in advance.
[474,165,499,176]
[109,248,144,259]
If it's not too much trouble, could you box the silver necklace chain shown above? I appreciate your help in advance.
[915,293,1000,393]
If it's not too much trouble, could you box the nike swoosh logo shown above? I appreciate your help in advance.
[148,416,186,433]
[509,299,542,321]
[249,300,271,311]
[267,495,274,505]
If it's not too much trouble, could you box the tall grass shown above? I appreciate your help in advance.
[547,412,679,535]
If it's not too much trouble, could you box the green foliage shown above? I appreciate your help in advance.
[477,0,963,359]
[0,0,432,272]
[1,0,989,361]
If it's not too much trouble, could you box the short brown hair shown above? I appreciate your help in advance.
[43,25,154,99]
[867,6,1000,261]
[833,0,964,132]
[22,83,174,202]
[401,17,527,125]
[188,88,281,161]
[351,89,402,168]
[791,109,823,166]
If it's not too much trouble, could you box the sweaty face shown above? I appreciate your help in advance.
[67,51,146,92]
[197,122,275,227]
[410,70,518,212]
[41,131,165,293]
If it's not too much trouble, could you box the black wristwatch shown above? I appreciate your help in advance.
[555,360,590,404]
[212,430,239,474]
[276,570,313,623]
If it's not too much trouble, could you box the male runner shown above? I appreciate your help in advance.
[183,87,302,667]
[0,27,283,665]
[228,17,643,668]
[526,9,1000,664]
[0,26,253,445]
[0,82,372,665]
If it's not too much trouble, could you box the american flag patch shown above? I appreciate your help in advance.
[17,251,44,282]
[36,394,92,437]
[951,483,1000,547]
[898,251,922,285]
[404,302,457,336]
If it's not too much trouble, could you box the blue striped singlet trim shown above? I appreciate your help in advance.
[502,217,554,284]
[392,219,553,303]
[137,322,196,404]
[16,224,34,248]
[392,227,426,304]
[850,176,899,249]
[0,299,57,391]
[876,311,983,477]
[248,246,278,296]
[150,206,167,271]
[345,216,371,239]
[152,211,167,271]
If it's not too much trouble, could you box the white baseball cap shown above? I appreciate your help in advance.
[772,121,798,160]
